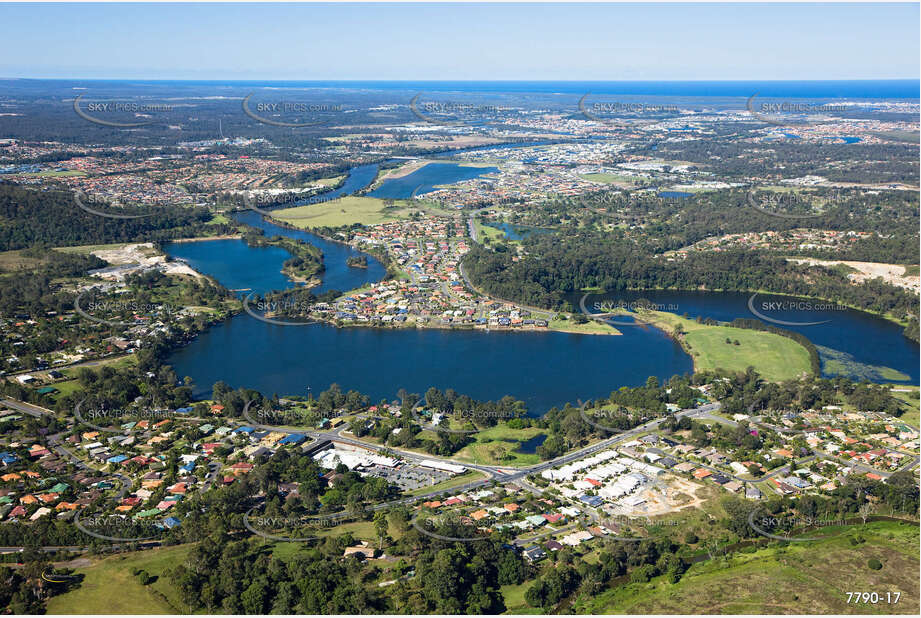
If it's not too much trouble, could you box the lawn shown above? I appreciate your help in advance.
[205,213,230,225]
[548,316,621,336]
[44,544,194,614]
[262,519,382,546]
[453,425,546,466]
[474,218,505,243]
[315,175,346,187]
[300,517,406,544]
[46,379,82,401]
[454,440,540,467]
[501,581,541,614]
[22,170,86,177]
[639,310,813,382]
[580,172,639,185]
[469,424,544,442]
[61,355,137,374]
[888,385,920,427]
[573,520,919,615]
[43,356,137,402]
[272,196,410,228]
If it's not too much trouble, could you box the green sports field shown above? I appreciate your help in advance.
[640,310,813,382]
[272,196,412,228]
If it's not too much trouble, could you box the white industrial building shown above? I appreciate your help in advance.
[418,459,466,474]
[314,447,398,471]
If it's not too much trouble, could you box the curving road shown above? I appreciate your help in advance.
[6,386,917,553]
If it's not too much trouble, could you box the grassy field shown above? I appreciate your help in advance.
[474,218,506,243]
[453,425,547,466]
[573,520,920,614]
[205,213,230,225]
[454,440,539,466]
[639,310,813,382]
[548,316,621,336]
[580,172,640,185]
[22,170,86,177]
[0,249,48,272]
[315,175,346,187]
[40,356,137,402]
[45,544,194,614]
[296,516,407,544]
[44,379,83,400]
[501,581,541,614]
[889,385,920,427]
[467,424,544,442]
[272,196,411,228]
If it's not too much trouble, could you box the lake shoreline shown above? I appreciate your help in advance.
[169,234,243,243]
[586,284,913,330]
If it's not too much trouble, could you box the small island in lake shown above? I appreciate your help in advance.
[243,232,325,286]
[346,255,368,269]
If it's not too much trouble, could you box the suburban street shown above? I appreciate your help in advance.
[3,389,918,554]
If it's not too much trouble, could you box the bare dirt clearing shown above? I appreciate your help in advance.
[788,258,920,293]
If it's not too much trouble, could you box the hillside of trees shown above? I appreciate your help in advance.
[462,235,919,335]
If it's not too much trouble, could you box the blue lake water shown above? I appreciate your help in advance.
[293,163,379,205]
[368,162,499,199]
[163,148,917,414]
[165,313,692,415]
[166,238,296,296]
[175,159,387,296]
[487,223,553,241]
[167,211,386,297]
[516,434,548,454]
[165,189,691,412]
[658,191,694,199]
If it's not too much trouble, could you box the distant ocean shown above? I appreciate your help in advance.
[17,78,921,99]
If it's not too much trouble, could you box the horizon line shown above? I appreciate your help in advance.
[3,77,920,82]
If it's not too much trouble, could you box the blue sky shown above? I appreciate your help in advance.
[0,2,917,80]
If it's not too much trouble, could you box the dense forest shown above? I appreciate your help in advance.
[632,138,919,184]
[532,188,919,262]
[0,248,105,315]
[462,235,919,337]
[0,185,228,250]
